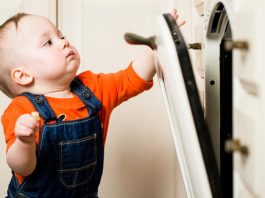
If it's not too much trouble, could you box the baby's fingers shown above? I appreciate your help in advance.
[178,20,186,27]
[171,8,186,27]
[23,114,39,129]
[31,112,40,121]
[17,125,36,137]
[15,113,39,134]
[171,9,178,20]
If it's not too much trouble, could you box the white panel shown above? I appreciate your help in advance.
[58,0,83,65]
[82,0,165,7]
[233,2,262,95]
[0,0,22,23]
[19,0,56,24]
[234,91,261,196]
[194,0,204,15]
[232,0,265,196]
[234,171,258,198]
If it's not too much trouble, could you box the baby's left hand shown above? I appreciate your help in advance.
[171,8,185,27]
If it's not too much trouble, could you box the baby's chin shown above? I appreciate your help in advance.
[68,60,80,71]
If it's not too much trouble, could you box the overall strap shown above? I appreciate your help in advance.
[21,93,57,122]
[70,78,102,117]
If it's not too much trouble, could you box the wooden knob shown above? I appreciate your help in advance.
[224,40,249,51]
[225,139,248,156]
[187,43,201,50]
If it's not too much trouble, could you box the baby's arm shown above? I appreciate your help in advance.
[6,112,40,176]
[131,9,185,81]
[132,47,155,82]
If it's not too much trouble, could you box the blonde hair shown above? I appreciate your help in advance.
[0,13,29,98]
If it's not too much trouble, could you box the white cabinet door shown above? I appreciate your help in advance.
[0,1,56,197]
[232,1,265,197]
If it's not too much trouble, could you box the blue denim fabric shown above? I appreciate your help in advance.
[7,79,104,198]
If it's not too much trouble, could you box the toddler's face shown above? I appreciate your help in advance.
[15,15,80,86]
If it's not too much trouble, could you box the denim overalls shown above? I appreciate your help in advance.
[7,79,104,198]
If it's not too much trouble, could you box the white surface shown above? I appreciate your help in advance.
[155,15,212,198]
[194,0,205,15]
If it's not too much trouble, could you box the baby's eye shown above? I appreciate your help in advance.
[44,39,53,46]
[60,36,65,40]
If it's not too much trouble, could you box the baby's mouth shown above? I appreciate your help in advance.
[66,51,75,58]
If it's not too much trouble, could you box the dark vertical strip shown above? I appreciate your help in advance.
[220,40,233,198]
[56,0,59,27]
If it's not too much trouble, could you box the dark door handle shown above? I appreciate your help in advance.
[124,32,157,50]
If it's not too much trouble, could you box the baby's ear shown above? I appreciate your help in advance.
[11,67,33,85]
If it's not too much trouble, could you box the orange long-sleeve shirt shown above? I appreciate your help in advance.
[1,64,153,184]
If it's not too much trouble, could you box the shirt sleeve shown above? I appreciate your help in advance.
[1,97,36,152]
[78,62,153,109]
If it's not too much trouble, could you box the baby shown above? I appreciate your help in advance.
[0,10,183,197]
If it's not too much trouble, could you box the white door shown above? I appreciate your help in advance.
[154,13,221,198]
[231,1,265,197]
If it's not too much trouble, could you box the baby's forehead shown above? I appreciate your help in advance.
[18,14,54,30]
[17,15,58,40]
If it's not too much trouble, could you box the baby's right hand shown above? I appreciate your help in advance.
[15,112,40,144]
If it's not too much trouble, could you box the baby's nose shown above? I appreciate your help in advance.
[60,38,69,48]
